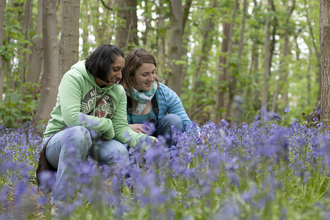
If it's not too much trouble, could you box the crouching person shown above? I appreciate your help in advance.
[121,49,192,148]
[36,44,157,206]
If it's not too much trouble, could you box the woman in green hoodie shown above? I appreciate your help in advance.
[40,44,156,205]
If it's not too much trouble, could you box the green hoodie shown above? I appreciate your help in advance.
[44,60,155,149]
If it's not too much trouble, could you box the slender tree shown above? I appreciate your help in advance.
[26,0,43,92]
[80,0,90,59]
[19,0,33,94]
[33,0,60,127]
[320,0,330,122]
[261,0,272,113]
[269,1,278,73]
[143,0,152,47]
[226,0,247,120]
[115,0,139,52]
[271,0,296,114]
[182,0,192,35]
[191,0,217,117]
[243,0,261,121]
[180,0,193,89]
[0,0,5,102]
[167,0,183,96]
[304,0,321,100]
[215,21,230,123]
[156,1,166,75]
[59,0,80,78]
[90,1,115,46]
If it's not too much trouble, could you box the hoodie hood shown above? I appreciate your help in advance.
[71,60,114,92]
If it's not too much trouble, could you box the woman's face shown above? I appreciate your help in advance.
[134,63,156,91]
[95,56,125,87]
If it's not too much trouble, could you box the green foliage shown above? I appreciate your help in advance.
[0,0,322,126]
[0,83,40,128]
[3,2,32,59]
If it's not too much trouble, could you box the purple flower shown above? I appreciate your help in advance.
[216,198,240,219]
[37,195,48,206]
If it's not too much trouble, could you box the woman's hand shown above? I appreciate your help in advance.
[129,124,150,134]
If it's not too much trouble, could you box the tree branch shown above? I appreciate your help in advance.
[188,103,209,118]
[101,0,113,10]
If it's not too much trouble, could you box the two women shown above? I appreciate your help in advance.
[40,45,190,206]
[40,44,156,204]
[121,49,191,147]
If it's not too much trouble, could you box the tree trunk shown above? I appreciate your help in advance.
[261,0,272,112]
[191,0,217,114]
[59,0,80,79]
[215,21,230,123]
[0,0,5,102]
[33,0,60,127]
[115,0,139,52]
[307,65,311,106]
[89,2,102,46]
[320,0,330,122]
[269,1,278,76]
[182,0,192,35]
[271,0,295,114]
[309,100,321,122]
[167,0,183,96]
[241,0,260,121]
[225,0,246,120]
[299,38,315,105]
[244,44,259,111]
[20,0,33,94]
[180,0,192,90]
[26,0,43,93]
[156,1,166,75]
[304,0,321,101]
[5,61,12,90]
[143,0,151,47]
[80,0,90,59]
[251,45,260,106]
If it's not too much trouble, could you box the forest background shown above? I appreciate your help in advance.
[0,0,328,129]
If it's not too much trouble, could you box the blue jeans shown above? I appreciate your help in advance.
[156,114,185,147]
[42,126,128,204]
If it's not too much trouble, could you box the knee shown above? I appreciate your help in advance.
[163,114,183,130]
[115,144,129,158]
[99,142,129,165]
[61,126,92,152]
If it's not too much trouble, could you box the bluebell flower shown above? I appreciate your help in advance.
[280,208,287,220]
[216,198,240,219]
[37,195,48,206]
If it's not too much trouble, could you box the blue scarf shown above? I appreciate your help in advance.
[127,81,158,114]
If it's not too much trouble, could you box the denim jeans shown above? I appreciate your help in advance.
[42,126,128,204]
[156,114,185,147]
